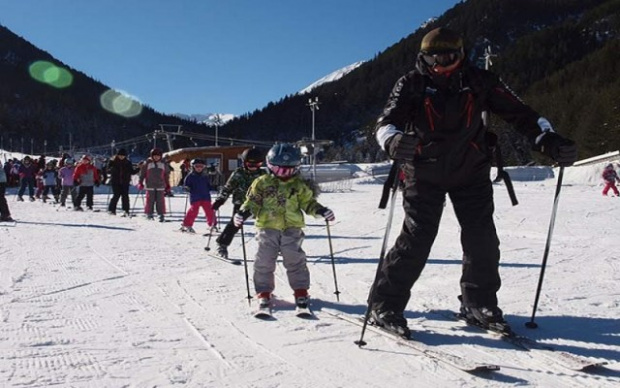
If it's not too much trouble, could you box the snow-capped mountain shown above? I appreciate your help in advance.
[173,113,236,126]
[298,61,365,95]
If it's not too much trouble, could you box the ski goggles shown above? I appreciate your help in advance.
[245,161,263,169]
[267,162,298,178]
[420,50,462,67]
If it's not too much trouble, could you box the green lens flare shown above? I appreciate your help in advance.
[29,60,73,88]
[100,89,143,118]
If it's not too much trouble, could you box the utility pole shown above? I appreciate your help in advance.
[212,114,222,147]
[306,97,320,180]
[30,138,34,155]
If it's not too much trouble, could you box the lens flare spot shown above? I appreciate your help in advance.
[29,60,73,88]
[100,89,143,118]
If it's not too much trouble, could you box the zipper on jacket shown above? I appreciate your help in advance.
[424,96,441,132]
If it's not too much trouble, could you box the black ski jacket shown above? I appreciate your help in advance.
[107,156,138,186]
[375,62,544,187]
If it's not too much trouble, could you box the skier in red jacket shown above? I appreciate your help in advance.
[602,163,620,196]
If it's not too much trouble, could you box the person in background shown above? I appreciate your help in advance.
[17,156,38,202]
[212,147,266,258]
[34,155,46,199]
[602,163,620,197]
[234,143,335,311]
[180,158,215,233]
[0,160,13,221]
[73,155,100,211]
[40,161,59,203]
[107,148,138,216]
[58,158,76,207]
[370,27,578,337]
[138,148,170,222]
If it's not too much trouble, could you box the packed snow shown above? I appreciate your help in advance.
[0,162,619,387]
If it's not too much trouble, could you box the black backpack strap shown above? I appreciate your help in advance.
[487,132,518,206]
[379,162,399,209]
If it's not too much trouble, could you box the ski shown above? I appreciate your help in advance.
[436,310,606,372]
[205,252,242,266]
[295,306,314,319]
[253,301,273,319]
[322,310,499,373]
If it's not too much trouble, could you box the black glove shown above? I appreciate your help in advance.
[316,207,335,222]
[212,198,225,211]
[386,133,420,161]
[535,132,578,167]
[75,179,81,186]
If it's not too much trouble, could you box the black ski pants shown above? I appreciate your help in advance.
[216,204,242,247]
[75,186,94,208]
[108,184,130,213]
[371,175,500,314]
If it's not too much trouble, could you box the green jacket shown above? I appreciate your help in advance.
[240,173,324,231]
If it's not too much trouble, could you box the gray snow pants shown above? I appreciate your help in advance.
[253,228,310,295]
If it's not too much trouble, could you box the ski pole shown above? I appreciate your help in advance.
[204,227,215,251]
[240,225,253,306]
[183,192,189,215]
[105,184,112,209]
[526,166,565,329]
[356,163,401,347]
[130,189,142,217]
[325,220,341,301]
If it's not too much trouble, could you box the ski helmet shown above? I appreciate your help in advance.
[241,147,264,169]
[266,143,301,179]
[65,158,75,165]
[150,148,163,157]
[191,158,206,166]
[418,27,464,75]
[81,154,91,162]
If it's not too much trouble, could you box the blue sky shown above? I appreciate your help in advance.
[0,0,460,116]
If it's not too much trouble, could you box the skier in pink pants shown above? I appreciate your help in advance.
[180,158,215,233]
[602,163,620,196]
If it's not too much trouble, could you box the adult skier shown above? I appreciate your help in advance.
[371,27,578,337]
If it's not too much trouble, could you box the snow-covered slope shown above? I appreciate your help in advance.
[173,113,236,126]
[0,165,618,386]
[299,61,365,94]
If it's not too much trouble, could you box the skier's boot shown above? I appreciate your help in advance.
[460,305,512,334]
[257,292,271,308]
[370,309,411,339]
[217,244,228,258]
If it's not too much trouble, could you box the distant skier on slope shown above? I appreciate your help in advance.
[370,27,578,337]
[602,163,620,196]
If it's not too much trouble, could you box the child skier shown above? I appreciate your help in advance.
[17,156,38,202]
[138,148,170,222]
[58,158,76,207]
[602,163,620,196]
[212,147,266,258]
[73,155,100,211]
[180,158,215,233]
[40,161,59,203]
[234,143,335,311]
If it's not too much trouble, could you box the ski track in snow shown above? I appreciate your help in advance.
[0,175,619,387]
